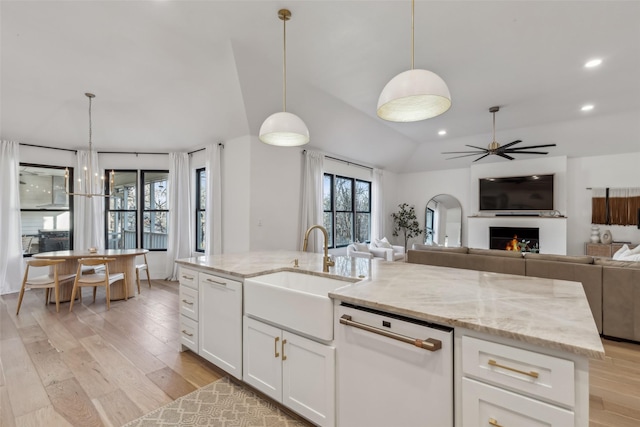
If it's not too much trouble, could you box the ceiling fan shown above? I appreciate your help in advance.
[442,106,556,162]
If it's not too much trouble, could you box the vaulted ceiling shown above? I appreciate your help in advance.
[2,1,639,173]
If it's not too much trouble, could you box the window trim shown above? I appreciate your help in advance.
[105,169,138,250]
[141,169,169,251]
[195,167,206,253]
[324,173,371,249]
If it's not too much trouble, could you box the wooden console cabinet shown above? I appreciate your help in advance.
[585,243,636,258]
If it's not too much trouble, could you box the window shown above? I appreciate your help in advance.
[425,207,435,245]
[106,170,137,249]
[323,173,371,248]
[142,170,169,250]
[19,164,73,256]
[196,168,206,252]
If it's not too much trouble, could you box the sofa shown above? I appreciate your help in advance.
[407,244,640,342]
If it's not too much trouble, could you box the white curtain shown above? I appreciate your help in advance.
[371,168,384,241]
[299,150,324,252]
[205,143,222,255]
[165,153,192,280]
[0,141,24,294]
[74,150,105,250]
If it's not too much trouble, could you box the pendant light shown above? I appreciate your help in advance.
[65,93,115,198]
[377,0,451,122]
[259,8,309,146]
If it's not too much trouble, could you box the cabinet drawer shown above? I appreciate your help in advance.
[462,378,574,427]
[179,285,198,320]
[179,267,198,289]
[199,272,242,289]
[180,315,199,352]
[462,335,575,407]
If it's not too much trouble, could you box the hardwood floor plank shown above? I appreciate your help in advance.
[146,366,197,400]
[59,346,118,400]
[155,349,223,389]
[92,389,144,427]
[0,385,17,427]
[24,339,75,387]
[13,405,74,427]
[30,310,80,353]
[0,337,50,418]
[0,299,19,340]
[45,377,104,427]
[79,334,172,414]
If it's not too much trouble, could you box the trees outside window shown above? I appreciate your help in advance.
[324,173,371,248]
[142,170,169,250]
[106,170,137,249]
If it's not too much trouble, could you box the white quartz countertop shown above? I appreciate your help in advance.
[176,251,605,359]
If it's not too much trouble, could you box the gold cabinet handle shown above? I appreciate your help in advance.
[488,418,503,427]
[181,330,193,337]
[181,274,194,280]
[181,299,193,305]
[274,336,280,358]
[282,339,287,361]
[488,359,539,379]
[206,278,227,286]
[340,315,442,351]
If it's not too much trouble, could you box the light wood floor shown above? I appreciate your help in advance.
[1,280,639,427]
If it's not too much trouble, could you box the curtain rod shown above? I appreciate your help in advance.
[188,143,225,155]
[98,151,168,155]
[19,142,76,153]
[303,150,373,171]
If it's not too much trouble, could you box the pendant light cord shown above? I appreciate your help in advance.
[411,0,415,70]
[492,110,496,142]
[88,95,93,150]
[283,14,287,112]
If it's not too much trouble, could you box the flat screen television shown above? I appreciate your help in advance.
[479,174,554,211]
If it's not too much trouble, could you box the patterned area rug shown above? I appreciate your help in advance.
[123,377,311,427]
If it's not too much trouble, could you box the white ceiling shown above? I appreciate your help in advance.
[2,0,639,173]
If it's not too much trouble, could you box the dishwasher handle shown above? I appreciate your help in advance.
[340,314,442,352]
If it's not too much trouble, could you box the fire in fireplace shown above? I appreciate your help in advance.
[490,227,540,252]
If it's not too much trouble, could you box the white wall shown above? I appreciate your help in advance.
[222,136,251,253]
[567,152,640,255]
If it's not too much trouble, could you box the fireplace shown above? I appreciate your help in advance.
[490,227,540,252]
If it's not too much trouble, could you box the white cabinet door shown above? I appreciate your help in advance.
[243,316,283,402]
[282,331,335,427]
[179,284,198,320]
[199,273,242,379]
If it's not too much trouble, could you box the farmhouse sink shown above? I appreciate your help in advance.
[244,271,353,341]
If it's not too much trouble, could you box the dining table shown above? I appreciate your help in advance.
[33,248,149,302]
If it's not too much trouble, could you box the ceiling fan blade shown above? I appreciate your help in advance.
[441,150,486,154]
[445,153,489,160]
[497,140,522,150]
[497,153,515,160]
[465,145,490,151]
[503,150,549,155]
[508,144,557,150]
[472,153,491,162]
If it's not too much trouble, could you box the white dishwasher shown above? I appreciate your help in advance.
[335,303,453,427]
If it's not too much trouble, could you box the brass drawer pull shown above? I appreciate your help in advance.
[181,299,194,305]
[274,337,280,358]
[182,330,193,337]
[181,275,194,280]
[488,359,539,379]
[206,278,227,286]
[282,339,288,361]
[488,418,503,427]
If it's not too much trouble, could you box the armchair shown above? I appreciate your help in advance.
[347,243,374,259]
[370,238,405,261]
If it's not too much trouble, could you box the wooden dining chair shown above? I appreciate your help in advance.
[135,253,151,294]
[17,259,76,314]
[69,258,127,311]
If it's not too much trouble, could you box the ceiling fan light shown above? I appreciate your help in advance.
[259,111,310,146]
[377,69,451,122]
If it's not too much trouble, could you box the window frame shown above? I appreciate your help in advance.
[19,163,74,257]
[323,173,371,249]
[141,169,169,251]
[195,167,206,253]
[105,169,138,250]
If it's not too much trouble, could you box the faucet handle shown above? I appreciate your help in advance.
[292,259,299,268]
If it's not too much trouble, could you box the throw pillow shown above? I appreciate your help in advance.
[354,242,369,253]
[377,237,393,249]
[620,253,640,262]
[628,244,640,255]
[612,244,630,260]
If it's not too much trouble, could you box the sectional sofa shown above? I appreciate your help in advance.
[407,244,640,342]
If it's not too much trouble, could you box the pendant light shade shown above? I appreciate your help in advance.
[377,0,451,122]
[259,8,309,146]
[377,69,451,122]
[259,111,309,146]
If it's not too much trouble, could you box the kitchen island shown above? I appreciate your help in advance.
[176,251,604,427]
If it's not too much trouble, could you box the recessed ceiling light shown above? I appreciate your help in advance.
[438,130,447,136]
[585,59,602,68]
[581,104,594,111]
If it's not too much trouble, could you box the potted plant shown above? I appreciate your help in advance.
[391,203,425,251]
